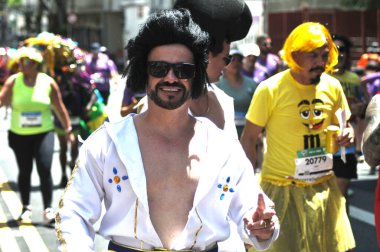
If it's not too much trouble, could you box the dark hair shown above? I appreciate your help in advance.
[123,8,210,99]
[332,34,352,70]
[173,0,252,55]
[256,35,269,45]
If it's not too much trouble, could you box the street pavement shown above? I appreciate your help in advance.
[0,79,379,251]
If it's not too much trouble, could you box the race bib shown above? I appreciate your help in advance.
[20,112,42,127]
[294,147,333,183]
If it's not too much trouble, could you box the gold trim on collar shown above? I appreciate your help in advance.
[134,198,144,248]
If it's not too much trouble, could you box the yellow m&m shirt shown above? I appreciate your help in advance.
[246,69,350,181]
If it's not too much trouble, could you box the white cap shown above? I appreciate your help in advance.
[237,43,260,57]
[17,47,43,63]
[229,48,244,57]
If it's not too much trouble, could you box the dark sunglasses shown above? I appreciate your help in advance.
[223,56,232,66]
[147,61,195,79]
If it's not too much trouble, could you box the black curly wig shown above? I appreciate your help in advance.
[123,8,210,99]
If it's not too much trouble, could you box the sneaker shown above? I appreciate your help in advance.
[18,207,32,222]
[43,208,56,224]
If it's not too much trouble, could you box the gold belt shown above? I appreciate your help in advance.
[109,240,217,252]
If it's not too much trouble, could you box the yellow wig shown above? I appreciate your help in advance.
[281,22,338,73]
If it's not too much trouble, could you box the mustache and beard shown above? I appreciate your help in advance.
[309,66,325,85]
[148,81,191,110]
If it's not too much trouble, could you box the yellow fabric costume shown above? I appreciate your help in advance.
[246,70,355,251]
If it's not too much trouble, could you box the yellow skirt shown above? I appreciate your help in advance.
[249,175,355,252]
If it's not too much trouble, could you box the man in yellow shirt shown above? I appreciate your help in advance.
[240,22,356,252]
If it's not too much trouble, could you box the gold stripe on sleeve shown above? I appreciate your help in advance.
[55,160,80,251]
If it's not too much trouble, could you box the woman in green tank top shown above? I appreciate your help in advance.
[0,47,72,224]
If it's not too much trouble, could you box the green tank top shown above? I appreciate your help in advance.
[10,73,54,135]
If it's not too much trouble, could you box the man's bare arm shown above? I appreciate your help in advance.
[240,121,264,169]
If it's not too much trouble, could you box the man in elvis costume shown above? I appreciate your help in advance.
[55,9,279,252]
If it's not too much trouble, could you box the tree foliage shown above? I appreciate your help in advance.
[6,0,21,8]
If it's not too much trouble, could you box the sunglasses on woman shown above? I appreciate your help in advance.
[147,61,196,79]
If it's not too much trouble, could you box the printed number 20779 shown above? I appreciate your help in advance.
[305,156,327,165]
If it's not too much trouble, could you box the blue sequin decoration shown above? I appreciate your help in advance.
[108,167,129,192]
[217,176,235,200]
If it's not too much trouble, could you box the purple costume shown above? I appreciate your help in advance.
[362,72,380,98]
[85,53,117,103]
[253,53,280,84]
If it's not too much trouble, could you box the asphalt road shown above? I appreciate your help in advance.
[0,80,379,251]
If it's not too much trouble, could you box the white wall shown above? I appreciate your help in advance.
[122,2,150,48]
